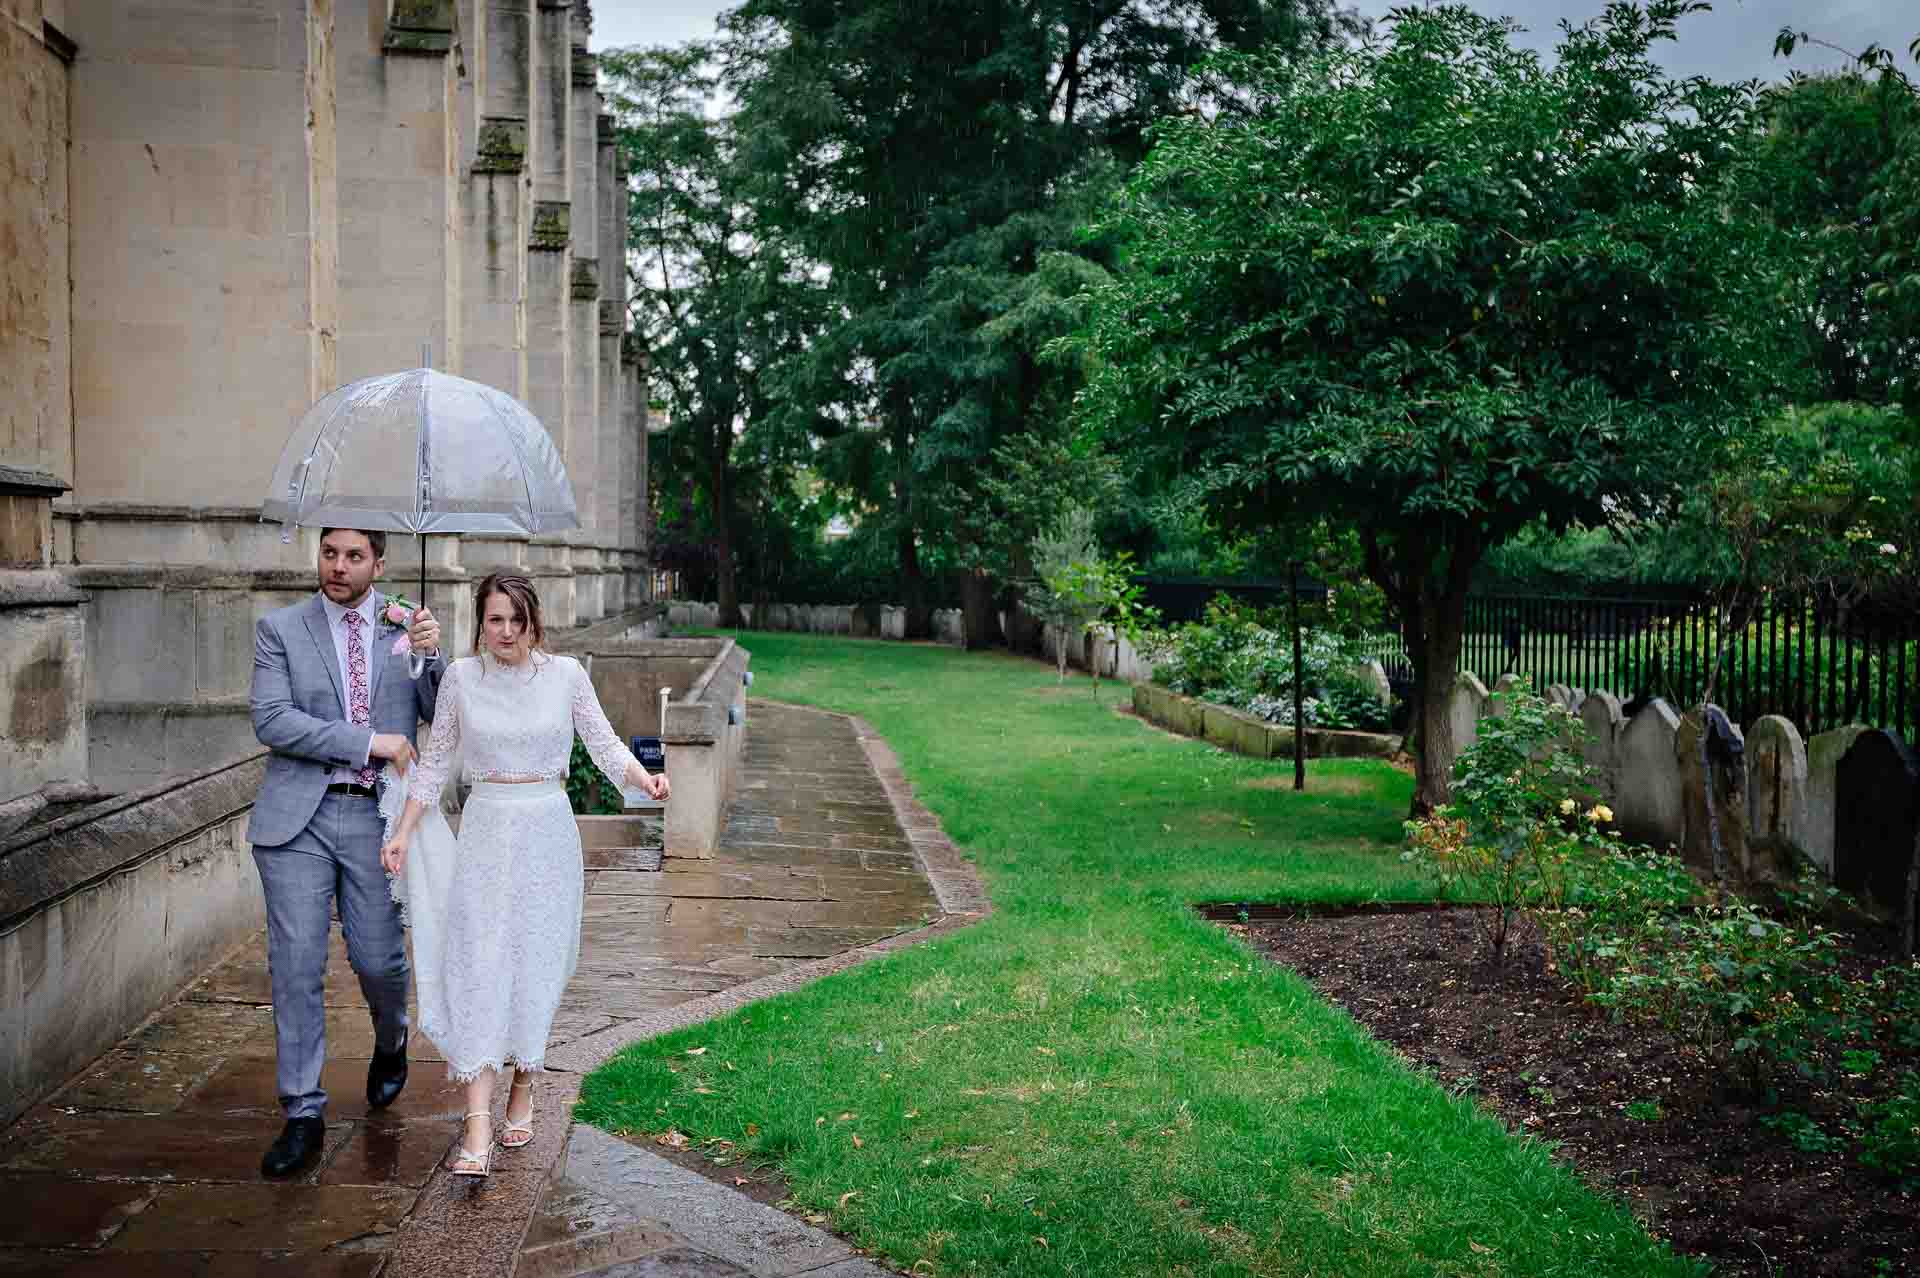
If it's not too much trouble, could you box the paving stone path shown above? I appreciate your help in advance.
[0,701,975,1276]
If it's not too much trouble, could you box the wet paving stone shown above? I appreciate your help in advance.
[52,1048,224,1115]
[584,848,667,872]
[107,1183,414,1252]
[314,1118,458,1188]
[182,1055,468,1120]
[0,1252,386,1277]
[0,1175,158,1248]
[0,1111,349,1183]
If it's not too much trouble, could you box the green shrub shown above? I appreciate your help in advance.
[1402,682,1608,963]
[1856,1071,1920,1185]
[1143,594,1389,728]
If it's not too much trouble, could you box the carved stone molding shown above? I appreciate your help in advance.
[531,200,571,251]
[384,0,456,55]
[599,299,624,336]
[474,116,528,175]
[571,257,600,300]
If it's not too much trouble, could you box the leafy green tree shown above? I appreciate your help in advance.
[719,0,1359,638]
[603,43,823,627]
[1739,68,1920,404]
[1072,1,1789,813]
[1774,30,1920,412]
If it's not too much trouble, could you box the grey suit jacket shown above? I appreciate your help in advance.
[248,592,445,849]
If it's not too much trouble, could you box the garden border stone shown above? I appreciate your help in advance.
[1127,683,1401,762]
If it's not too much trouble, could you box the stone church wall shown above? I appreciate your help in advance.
[1,0,652,803]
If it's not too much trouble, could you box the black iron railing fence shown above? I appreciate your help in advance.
[1359,593,1920,740]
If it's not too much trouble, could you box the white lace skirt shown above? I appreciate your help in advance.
[385,776,583,1082]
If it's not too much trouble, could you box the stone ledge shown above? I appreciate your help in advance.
[56,503,264,522]
[553,604,668,651]
[0,568,88,611]
[90,695,252,719]
[65,564,316,591]
[0,464,70,497]
[0,752,267,931]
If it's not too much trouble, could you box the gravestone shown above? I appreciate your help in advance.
[881,607,906,640]
[1677,706,1750,881]
[1805,725,1870,879]
[1447,671,1489,754]
[1356,660,1392,707]
[1833,730,1920,926]
[1546,683,1573,710]
[1491,673,1524,716]
[1579,689,1623,803]
[1615,699,1684,851]
[1746,716,1810,875]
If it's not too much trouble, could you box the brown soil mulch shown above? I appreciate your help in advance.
[1224,905,1919,1277]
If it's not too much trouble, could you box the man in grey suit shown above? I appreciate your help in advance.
[248,526,446,1177]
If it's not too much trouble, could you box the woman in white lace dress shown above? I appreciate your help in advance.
[379,573,668,1177]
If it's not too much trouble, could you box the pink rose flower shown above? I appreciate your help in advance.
[386,602,410,626]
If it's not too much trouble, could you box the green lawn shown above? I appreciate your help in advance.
[576,633,1701,1277]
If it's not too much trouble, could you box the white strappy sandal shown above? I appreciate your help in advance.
[450,1111,493,1178]
[501,1078,535,1149]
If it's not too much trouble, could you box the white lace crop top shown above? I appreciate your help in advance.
[408,652,641,807]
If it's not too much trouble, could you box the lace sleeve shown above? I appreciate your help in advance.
[410,659,463,808]
[570,658,641,787]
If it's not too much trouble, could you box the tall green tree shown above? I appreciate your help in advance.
[1072,0,1789,813]
[1775,30,1920,412]
[720,0,1359,638]
[1740,67,1920,404]
[603,43,822,626]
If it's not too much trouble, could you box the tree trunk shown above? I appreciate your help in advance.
[710,443,742,629]
[1368,528,1475,819]
[1004,591,1042,653]
[898,526,930,638]
[1410,639,1456,817]
[960,568,999,650]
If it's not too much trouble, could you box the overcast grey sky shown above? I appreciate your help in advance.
[590,0,1912,87]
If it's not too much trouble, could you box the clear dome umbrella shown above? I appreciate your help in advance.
[260,366,579,598]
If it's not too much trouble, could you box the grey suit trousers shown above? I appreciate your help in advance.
[252,789,409,1120]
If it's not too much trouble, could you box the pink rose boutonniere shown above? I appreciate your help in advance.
[383,595,419,656]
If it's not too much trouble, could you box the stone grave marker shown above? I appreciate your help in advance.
[1806,725,1870,879]
[1746,716,1809,874]
[1834,729,1920,928]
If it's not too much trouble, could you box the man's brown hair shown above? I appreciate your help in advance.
[320,527,388,559]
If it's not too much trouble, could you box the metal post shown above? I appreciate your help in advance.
[1291,560,1305,792]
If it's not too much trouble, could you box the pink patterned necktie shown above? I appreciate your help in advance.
[342,610,379,787]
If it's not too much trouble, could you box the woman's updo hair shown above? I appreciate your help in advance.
[471,572,548,655]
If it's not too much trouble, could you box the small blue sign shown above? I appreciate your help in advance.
[631,735,666,774]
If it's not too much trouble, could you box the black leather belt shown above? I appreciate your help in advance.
[325,782,377,799]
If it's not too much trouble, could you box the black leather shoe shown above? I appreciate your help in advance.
[261,1116,327,1178]
[367,1033,408,1109]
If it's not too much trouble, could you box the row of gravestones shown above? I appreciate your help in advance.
[664,602,967,644]
[1446,671,1920,927]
